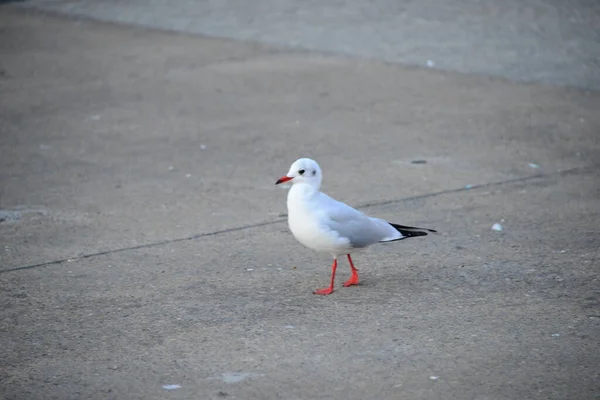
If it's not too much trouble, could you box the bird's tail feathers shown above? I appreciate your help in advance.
[389,223,437,234]
[379,222,436,243]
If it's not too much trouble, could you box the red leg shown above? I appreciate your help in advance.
[314,258,337,295]
[343,254,360,287]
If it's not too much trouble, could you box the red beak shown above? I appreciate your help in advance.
[275,176,293,185]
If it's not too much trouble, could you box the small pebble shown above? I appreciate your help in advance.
[492,223,503,231]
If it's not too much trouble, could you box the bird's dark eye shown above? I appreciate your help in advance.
[312,170,316,176]
[298,169,305,175]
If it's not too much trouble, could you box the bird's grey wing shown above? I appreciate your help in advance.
[316,193,399,247]
[315,192,365,222]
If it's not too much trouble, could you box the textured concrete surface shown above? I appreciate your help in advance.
[19,0,600,90]
[1,7,600,400]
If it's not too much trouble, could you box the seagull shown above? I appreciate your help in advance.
[275,158,436,295]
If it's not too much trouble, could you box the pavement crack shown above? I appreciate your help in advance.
[1,165,594,274]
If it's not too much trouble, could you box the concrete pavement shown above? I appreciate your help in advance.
[19,0,600,90]
[1,7,599,400]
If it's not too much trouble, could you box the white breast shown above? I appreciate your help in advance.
[287,184,352,255]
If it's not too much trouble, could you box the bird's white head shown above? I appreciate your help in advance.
[275,158,323,189]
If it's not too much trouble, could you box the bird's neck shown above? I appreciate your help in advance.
[287,182,318,211]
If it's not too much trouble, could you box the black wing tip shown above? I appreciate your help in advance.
[389,222,438,235]
[379,229,427,243]
[398,229,429,238]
